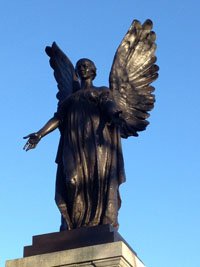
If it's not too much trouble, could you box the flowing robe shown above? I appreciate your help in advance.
[54,87,125,230]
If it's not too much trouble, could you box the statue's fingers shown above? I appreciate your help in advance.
[23,133,36,139]
[23,141,34,151]
[25,146,29,151]
[23,143,29,151]
[24,142,31,151]
[29,143,37,150]
[23,135,30,139]
[25,145,32,151]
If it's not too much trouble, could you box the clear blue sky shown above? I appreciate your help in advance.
[1,1,200,266]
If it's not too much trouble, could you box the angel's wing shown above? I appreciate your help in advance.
[45,42,80,106]
[109,19,159,138]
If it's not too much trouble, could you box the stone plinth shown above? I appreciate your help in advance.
[6,241,145,267]
[23,224,131,257]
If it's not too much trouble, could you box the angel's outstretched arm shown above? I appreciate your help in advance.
[23,117,60,151]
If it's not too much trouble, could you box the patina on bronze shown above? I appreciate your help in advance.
[24,19,159,231]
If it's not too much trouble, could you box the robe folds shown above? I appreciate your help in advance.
[54,87,126,230]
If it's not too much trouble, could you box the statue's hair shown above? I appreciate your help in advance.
[75,58,97,80]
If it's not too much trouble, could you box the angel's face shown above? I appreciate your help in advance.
[76,59,96,81]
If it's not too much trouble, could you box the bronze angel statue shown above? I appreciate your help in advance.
[24,19,159,231]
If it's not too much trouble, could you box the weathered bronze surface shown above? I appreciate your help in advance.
[24,19,159,231]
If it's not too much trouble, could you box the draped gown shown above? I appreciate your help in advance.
[54,87,125,230]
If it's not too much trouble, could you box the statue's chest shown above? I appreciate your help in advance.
[69,89,99,106]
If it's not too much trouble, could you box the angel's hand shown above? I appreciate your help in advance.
[23,133,42,151]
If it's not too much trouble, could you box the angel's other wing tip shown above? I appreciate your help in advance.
[52,41,59,48]
[45,46,52,56]
[45,42,61,57]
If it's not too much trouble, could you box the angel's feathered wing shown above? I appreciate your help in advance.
[109,19,159,138]
[45,42,80,106]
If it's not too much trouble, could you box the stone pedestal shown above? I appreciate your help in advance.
[6,241,145,267]
[6,225,145,267]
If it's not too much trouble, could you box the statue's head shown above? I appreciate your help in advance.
[75,58,97,80]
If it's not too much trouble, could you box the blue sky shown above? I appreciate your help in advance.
[1,1,200,266]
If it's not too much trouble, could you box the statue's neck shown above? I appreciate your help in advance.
[80,79,93,89]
